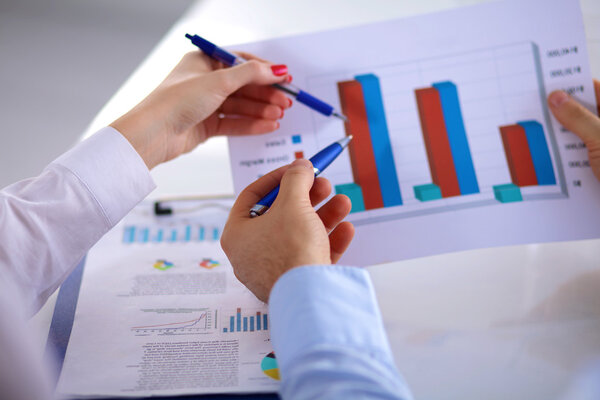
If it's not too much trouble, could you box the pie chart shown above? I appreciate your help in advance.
[260,352,280,380]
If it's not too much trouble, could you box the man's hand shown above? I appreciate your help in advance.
[548,79,600,180]
[221,159,355,302]
[111,51,292,169]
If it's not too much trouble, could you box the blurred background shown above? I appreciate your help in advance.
[0,0,193,188]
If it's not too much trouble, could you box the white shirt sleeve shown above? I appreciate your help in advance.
[269,265,413,399]
[0,127,155,316]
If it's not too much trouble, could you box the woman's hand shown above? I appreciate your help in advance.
[548,79,600,180]
[221,159,355,302]
[111,51,292,169]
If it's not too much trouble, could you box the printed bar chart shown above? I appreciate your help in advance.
[500,124,539,187]
[223,308,268,333]
[414,87,461,198]
[414,81,479,201]
[122,224,220,244]
[432,81,479,195]
[337,80,383,210]
[336,73,403,211]
[495,120,556,203]
[355,74,403,207]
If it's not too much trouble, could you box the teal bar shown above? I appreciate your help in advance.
[243,317,248,332]
[170,229,177,242]
[155,229,164,243]
[493,184,523,203]
[212,228,219,241]
[355,74,403,206]
[185,225,191,242]
[335,183,366,213]
[198,227,205,241]
[414,184,442,202]
[123,226,135,243]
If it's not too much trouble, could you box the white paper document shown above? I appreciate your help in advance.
[57,199,280,397]
[228,0,600,266]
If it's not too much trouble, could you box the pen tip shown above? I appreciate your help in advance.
[185,33,193,39]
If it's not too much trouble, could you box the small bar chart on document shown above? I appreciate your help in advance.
[222,307,269,334]
[130,308,215,336]
[302,42,566,224]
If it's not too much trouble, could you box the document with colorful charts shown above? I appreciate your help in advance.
[56,199,281,397]
[228,0,600,266]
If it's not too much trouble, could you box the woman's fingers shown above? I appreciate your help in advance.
[220,97,283,120]
[235,85,291,109]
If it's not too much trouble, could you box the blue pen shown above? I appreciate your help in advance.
[249,136,352,217]
[185,33,347,121]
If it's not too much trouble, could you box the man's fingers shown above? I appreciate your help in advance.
[309,177,331,207]
[548,90,600,144]
[272,159,315,209]
[329,222,355,264]
[316,195,352,233]
[230,165,290,218]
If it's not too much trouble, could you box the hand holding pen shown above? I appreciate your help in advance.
[221,158,355,302]
[186,34,347,121]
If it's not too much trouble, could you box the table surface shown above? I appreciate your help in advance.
[32,1,600,399]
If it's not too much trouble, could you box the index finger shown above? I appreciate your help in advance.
[230,164,291,218]
[234,51,272,64]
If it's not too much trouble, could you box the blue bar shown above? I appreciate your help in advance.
[355,74,403,206]
[185,225,191,242]
[155,229,164,243]
[223,328,228,333]
[170,229,177,242]
[123,226,135,243]
[236,311,241,332]
[250,316,255,331]
[433,81,479,195]
[414,183,442,202]
[243,317,248,332]
[230,316,234,332]
[292,134,302,144]
[141,228,149,243]
[212,228,219,241]
[256,313,262,330]
[198,227,205,241]
[263,314,268,330]
[518,121,556,185]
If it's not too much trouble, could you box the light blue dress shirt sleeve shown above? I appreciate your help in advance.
[269,265,413,399]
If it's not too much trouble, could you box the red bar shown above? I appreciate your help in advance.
[337,80,384,209]
[415,87,460,197]
[500,125,538,187]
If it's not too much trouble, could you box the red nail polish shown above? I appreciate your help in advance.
[280,109,285,119]
[271,64,288,76]
[287,98,293,107]
[286,75,293,83]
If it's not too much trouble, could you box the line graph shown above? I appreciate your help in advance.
[131,308,214,334]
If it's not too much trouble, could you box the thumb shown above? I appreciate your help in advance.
[215,60,287,96]
[272,159,315,209]
[548,90,600,145]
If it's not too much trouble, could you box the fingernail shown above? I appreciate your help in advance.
[287,98,293,108]
[276,121,280,129]
[280,109,284,119]
[271,64,288,76]
[291,158,311,168]
[549,91,570,108]
[286,75,293,83]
